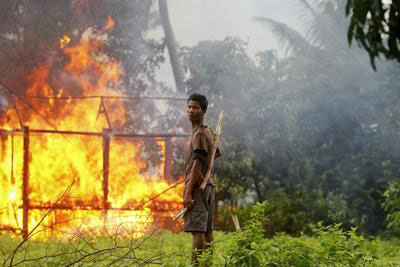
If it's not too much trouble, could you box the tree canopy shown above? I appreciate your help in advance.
[346,0,400,69]
[183,0,400,235]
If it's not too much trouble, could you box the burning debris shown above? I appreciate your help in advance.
[0,16,184,240]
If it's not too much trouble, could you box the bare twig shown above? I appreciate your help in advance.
[63,245,127,267]
[133,179,184,210]
[1,177,185,267]
[6,181,75,267]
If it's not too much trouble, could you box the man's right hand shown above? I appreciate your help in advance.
[183,192,194,210]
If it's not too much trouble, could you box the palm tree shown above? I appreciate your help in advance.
[253,0,349,56]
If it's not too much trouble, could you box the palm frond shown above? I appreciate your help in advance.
[297,0,318,17]
[294,0,327,47]
[294,0,347,50]
[253,16,319,56]
[313,0,348,50]
[293,0,331,47]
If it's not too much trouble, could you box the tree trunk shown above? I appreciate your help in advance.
[253,176,265,202]
[158,0,185,92]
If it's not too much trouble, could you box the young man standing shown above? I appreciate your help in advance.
[183,93,220,264]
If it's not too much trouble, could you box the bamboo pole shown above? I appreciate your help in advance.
[22,126,29,239]
[102,128,111,219]
[164,138,173,180]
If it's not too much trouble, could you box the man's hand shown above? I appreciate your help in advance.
[183,191,194,210]
[183,159,202,210]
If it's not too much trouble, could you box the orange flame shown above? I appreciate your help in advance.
[59,35,71,49]
[0,17,183,240]
[106,16,115,31]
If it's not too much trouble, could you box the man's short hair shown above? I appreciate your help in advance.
[188,93,208,112]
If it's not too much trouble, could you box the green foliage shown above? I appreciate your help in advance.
[311,223,373,266]
[217,204,392,266]
[218,203,376,266]
[216,192,351,237]
[1,225,400,266]
[384,179,400,232]
[262,189,351,236]
[225,202,268,266]
[184,0,400,235]
[346,0,400,69]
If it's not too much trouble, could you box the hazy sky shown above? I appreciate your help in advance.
[168,0,301,54]
[155,0,303,87]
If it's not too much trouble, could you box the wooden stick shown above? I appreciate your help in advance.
[200,111,224,190]
[232,214,241,230]
[174,207,187,220]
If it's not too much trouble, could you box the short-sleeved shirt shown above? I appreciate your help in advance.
[184,125,220,187]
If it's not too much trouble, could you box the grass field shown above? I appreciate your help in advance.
[1,228,399,266]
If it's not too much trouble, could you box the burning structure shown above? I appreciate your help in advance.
[0,16,185,240]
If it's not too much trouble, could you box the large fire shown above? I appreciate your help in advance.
[0,17,183,240]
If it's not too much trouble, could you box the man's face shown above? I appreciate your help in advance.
[187,100,204,122]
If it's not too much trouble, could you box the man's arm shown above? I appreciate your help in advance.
[183,159,203,209]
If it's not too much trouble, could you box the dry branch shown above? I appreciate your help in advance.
[5,181,75,267]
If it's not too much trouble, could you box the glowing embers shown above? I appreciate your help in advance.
[59,35,71,49]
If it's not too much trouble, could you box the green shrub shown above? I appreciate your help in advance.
[224,202,268,266]
[310,223,373,266]
[1,213,399,266]
[220,203,375,266]
[384,179,400,233]
[216,188,353,237]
